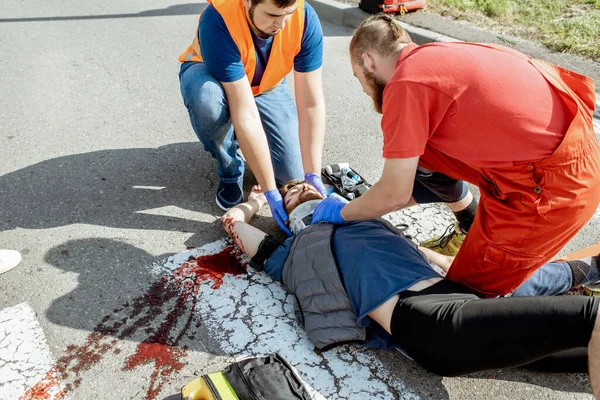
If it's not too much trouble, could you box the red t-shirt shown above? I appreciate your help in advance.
[381,42,574,167]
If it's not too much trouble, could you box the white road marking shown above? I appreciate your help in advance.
[0,303,64,399]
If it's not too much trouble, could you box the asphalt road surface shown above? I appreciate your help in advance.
[1,0,599,399]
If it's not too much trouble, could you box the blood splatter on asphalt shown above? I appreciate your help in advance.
[19,370,66,400]
[19,245,246,400]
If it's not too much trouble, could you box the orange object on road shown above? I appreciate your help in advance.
[420,45,600,296]
[381,0,426,14]
[359,0,426,14]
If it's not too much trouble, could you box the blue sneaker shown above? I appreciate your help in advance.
[215,180,244,211]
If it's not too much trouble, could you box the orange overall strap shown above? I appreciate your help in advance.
[556,243,600,262]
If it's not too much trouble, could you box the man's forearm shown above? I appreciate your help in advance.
[234,117,277,191]
[298,104,326,174]
[341,180,410,221]
[222,198,263,224]
[295,68,326,175]
[222,78,278,191]
[340,157,418,221]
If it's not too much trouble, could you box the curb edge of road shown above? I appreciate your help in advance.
[308,0,600,119]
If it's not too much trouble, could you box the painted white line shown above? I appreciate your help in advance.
[132,185,167,190]
[0,303,64,399]
[151,240,421,400]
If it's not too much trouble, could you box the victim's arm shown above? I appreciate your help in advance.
[220,186,270,257]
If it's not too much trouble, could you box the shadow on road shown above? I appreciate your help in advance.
[0,1,353,37]
[0,3,208,23]
[42,237,224,398]
[45,238,175,333]
[468,367,593,396]
[0,141,224,237]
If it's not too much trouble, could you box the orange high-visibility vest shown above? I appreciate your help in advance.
[179,0,305,96]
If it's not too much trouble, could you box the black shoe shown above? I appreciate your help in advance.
[216,180,244,211]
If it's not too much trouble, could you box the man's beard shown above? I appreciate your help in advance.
[298,190,323,204]
[363,69,386,114]
[287,190,323,213]
[248,5,274,38]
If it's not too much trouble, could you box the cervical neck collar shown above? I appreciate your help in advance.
[288,200,322,235]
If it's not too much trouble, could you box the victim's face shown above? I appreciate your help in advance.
[283,182,324,213]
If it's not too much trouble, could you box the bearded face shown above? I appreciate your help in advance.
[292,189,323,211]
[362,68,386,114]
[351,61,387,114]
[281,181,324,214]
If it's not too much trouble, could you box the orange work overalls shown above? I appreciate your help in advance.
[419,45,600,296]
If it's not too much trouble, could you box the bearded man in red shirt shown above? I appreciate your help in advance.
[313,14,600,298]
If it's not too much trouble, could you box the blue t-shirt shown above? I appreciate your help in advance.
[264,220,441,349]
[198,2,323,86]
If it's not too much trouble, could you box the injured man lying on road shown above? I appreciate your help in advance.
[220,181,600,396]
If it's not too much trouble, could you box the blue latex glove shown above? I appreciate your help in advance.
[304,172,327,197]
[311,197,346,225]
[265,189,293,236]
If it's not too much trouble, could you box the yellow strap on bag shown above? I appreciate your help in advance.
[583,286,600,297]
[182,372,239,400]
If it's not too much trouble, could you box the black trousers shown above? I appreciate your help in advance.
[390,280,599,376]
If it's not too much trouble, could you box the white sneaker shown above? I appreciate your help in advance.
[0,250,21,275]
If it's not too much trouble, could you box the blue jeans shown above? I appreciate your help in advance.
[412,166,469,204]
[513,261,599,296]
[179,62,304,185]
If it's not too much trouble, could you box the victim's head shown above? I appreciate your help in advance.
[243,0,298,38]
[279,180,324,214]
[349,14,412,113]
